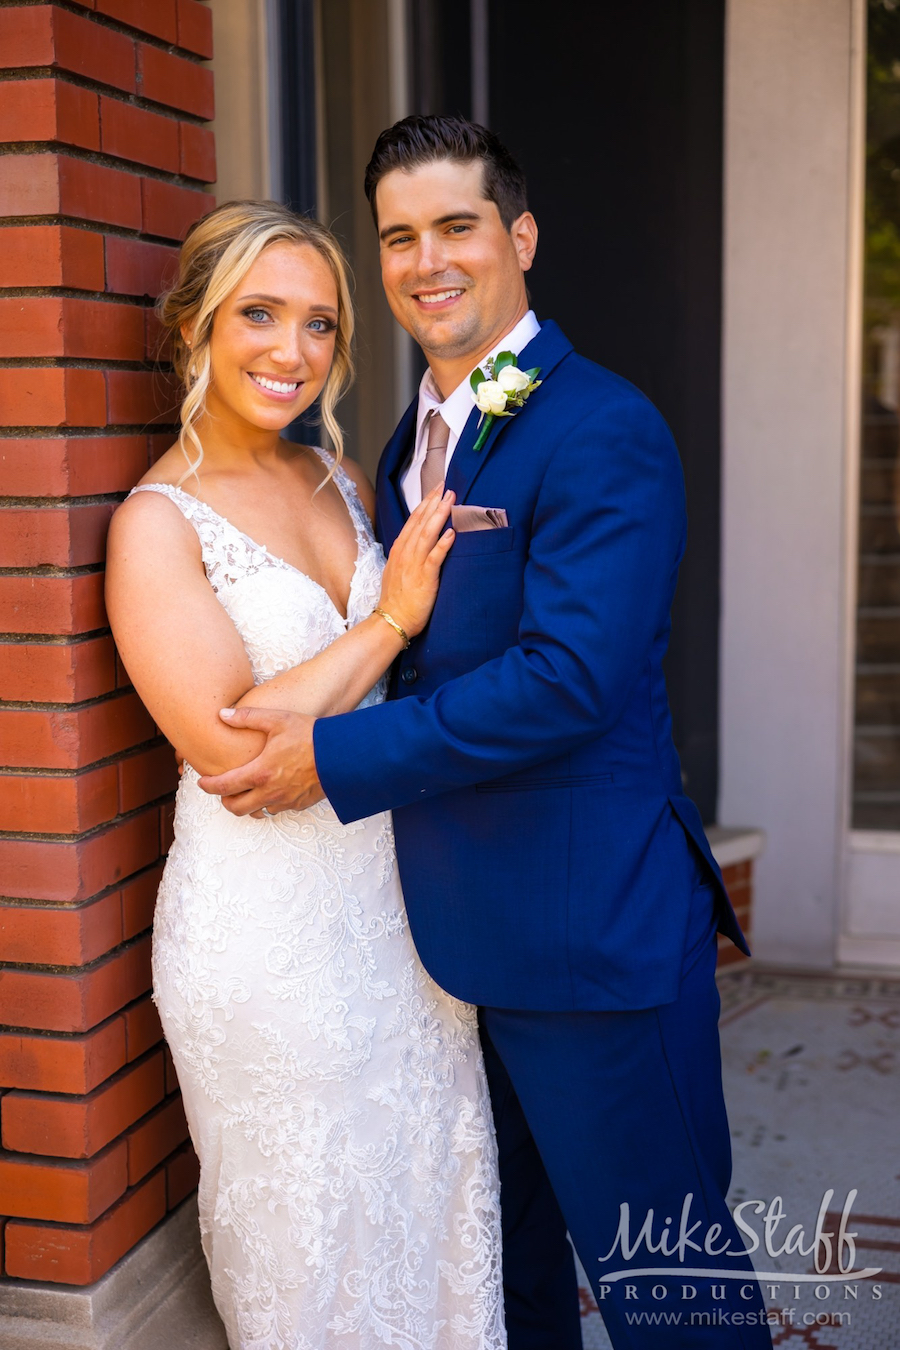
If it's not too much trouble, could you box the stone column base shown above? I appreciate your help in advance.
[0,1198,228,1350]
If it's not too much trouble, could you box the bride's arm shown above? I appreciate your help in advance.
[105,486,453,777]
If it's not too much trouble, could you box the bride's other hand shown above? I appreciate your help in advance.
[379,484,456,637]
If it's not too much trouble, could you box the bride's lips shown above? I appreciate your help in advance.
[247,372,304,403]
[411,287,466,313]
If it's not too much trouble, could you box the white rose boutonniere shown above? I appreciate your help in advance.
[469,351,542,452]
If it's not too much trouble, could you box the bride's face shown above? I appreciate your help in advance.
[203,241,339,434]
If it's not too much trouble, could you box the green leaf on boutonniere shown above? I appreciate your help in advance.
[524,367,541,381]
[493,350,516,374]
[469,368,486,393]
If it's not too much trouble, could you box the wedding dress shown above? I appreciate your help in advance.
[129,454,505,1350]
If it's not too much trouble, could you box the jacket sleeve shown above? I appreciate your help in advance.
[313,391,686,824]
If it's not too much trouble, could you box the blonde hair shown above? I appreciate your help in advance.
[157,200,355,486]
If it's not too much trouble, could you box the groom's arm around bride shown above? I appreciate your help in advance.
[200,115,772,1349]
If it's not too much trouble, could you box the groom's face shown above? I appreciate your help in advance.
[375,158,535,365]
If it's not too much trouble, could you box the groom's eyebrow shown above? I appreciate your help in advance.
[379,210,482,242]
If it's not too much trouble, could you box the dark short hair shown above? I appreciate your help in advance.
[364,114,528,230]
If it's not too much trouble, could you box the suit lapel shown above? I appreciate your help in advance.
[375,395,417,548]
[445,320,574,504]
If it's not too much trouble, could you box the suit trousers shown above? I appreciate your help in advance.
[479,888,773,1349]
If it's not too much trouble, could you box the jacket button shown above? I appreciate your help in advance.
[401,667,418,684]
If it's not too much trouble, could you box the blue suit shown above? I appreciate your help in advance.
[315,322,771,1347]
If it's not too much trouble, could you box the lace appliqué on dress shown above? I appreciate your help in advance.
[129,454,504,1349]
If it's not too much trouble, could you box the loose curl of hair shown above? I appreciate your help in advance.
[157,200,355,488]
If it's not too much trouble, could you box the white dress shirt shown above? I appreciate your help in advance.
[400,309,541,510]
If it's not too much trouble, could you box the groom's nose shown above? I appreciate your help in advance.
[414,231,448,275]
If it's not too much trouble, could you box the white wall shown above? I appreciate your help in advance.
[719,0,858,966]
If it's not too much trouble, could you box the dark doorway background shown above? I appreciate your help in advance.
[302,0,726,822]
[413,0,726,823]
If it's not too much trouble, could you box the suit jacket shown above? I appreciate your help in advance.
[314,320,749,1011]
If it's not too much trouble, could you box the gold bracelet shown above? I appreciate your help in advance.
[374,607,410,649]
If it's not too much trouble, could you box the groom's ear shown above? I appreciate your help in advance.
[511,212,538,273]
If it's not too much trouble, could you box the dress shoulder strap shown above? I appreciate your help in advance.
[309,447,372,544]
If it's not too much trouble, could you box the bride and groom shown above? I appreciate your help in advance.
[106,116,772,1348]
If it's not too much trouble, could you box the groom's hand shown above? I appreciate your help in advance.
[197,708,324,815]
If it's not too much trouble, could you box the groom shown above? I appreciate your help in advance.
[201,117,772,1348]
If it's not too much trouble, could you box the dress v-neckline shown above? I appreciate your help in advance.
[135,464,365,626]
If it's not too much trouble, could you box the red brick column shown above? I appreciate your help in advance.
[0,0,214,1287]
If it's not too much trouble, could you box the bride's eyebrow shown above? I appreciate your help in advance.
[236,292,338,316]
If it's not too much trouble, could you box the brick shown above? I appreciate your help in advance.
[0,890,122,966]
[0,154,142,230]
[0,638,117,703]
[0,765,118,835]
[717,943,746,969]
[140,175,211,241]
[0,1140,127,1222]
[0,298,144,363]
[97,0,177,43]
[99,94,179,172]
[0,367,107,429]
[106,369,180,425]
[68,300,145,363]
[148,432,173,464]
[1,693,156,771]
[165,1140,198,1209]
[126,1094,187,1184]
[0,503,115,567]
[0,78,99,152]
[136,42,213,118]
[0,1018,126,1095]
[2,1048,163,1158]
[0,436,150,497]
[118,742,177,813]
[163,1044,178,1095]
[0,937,152,1035]
[177,0,212,59]
[0,225,106,291]
[0,5,56,67]
[0,813,161,905]
[105,235,178,297]
[60,155,144,229]
[144,306,172,362]
[120,865,162,942]
[160,799,175,853]
[0,151,59,216]
[178,120,215,182]
[51,6,137,94]
[5,1170,166,1285]
[122,993,163,1061]
[0,573,105,637]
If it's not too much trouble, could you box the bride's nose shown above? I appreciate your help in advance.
[268,321,305,371]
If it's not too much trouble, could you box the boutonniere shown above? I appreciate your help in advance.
[469,351,542,452]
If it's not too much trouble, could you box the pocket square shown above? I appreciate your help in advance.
[451,505,509,532]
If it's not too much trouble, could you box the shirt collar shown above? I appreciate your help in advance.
[416,310,541,443]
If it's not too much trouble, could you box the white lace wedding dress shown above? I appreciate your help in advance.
[129,453,505,1350]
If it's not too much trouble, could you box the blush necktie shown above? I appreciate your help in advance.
[420,409,450,500]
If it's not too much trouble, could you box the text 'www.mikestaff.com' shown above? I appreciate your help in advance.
[624,1309,851,1330]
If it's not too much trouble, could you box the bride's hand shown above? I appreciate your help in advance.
[379,484,456,637]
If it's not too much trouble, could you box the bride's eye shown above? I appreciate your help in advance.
[308,317,337,333]
[243,307,270,323]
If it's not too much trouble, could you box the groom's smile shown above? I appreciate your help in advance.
[374,159,538,396]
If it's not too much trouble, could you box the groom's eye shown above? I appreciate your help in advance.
[448,225,471,234]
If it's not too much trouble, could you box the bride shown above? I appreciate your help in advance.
[105,200,505,1350]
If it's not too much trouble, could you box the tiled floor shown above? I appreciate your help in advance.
[578,966,900,1348]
